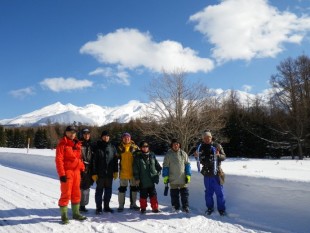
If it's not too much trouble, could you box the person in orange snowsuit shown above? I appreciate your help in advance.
[55,125,86,224]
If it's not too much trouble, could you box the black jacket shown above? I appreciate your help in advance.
[92,140,118,178]
[199,142,226,177]
[81,139,93,174]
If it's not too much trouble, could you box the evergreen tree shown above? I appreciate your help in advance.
[5,129,15,148]
[0,126,6,147]
[34,128,49,149]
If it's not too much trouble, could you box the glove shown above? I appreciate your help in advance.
[113,172,118,180]
[60,176,67,183]
[163,176,169,184]
[185,175,191,184]
[92,175,98,182]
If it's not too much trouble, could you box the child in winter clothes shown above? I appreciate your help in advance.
[133,141,162,213]
[162,138,191,213]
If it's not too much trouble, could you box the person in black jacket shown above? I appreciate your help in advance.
[79,128,94,213]
[92,130,118,214]
[194,131,226,216]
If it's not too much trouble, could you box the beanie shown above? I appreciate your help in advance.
[101,130,109,137]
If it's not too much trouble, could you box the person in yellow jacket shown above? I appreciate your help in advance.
[117,132,139,212]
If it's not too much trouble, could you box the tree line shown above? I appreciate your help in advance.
[1,55,310,159]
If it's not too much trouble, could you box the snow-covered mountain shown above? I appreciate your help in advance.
[0,100,148,127]
[0,89,268,127]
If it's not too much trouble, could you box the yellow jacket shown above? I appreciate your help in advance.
[117,141,138,179]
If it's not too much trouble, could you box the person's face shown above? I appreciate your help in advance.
[172,142,180,152]
[122,136,131,144]
[141,145,149,153]
[83,133,90,141]
[102,135,110,142]
[203,136,212,144]
[65,131,76,140]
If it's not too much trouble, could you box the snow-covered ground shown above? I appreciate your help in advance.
[0,147,309,233]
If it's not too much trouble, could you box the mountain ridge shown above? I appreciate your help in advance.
[0,90,268,127]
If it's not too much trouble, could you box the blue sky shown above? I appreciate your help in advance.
[1,0,310,119]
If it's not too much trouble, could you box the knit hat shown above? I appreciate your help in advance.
[122,132,131,138]
[170,138,180,148]
[101,130,109,137]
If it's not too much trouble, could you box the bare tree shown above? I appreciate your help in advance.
[141,69,224,153]
[270,55,310,159]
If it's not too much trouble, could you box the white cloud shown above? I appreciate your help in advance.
[189,0,310,63]
[89,67,130,86]
[80,28,214,73]
[40,77,93,92]
[242,85,252,92]
[9,87,35,99]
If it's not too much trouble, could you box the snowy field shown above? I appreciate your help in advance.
[0,147,310,233]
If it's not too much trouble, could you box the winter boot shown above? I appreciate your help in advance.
[130,190,140,210]
[206,208,214,215]
[104,201,114,213]
[79,205,88,213]
[72,204,87,221]
[118,192,125,212]
[140,198,147,213]
[150,196,159,213]
[219,210,227,216]
[60,206,69,224]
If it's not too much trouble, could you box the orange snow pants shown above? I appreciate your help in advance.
[58,169,81,207]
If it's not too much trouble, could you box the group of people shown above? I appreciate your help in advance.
[55,125,227,224]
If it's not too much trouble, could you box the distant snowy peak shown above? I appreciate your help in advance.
[210,89,270,104]
[0,90,269,127]
[0,101,148,127]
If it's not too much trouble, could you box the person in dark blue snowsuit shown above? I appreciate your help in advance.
[194,131,226,216]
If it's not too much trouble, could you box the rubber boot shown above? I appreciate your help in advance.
[150,196,159,213]
[72,204,87,221]
[130,191,140,210]
[118,192,125,212]
[140,198,147,213]
[60,206,69,224]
